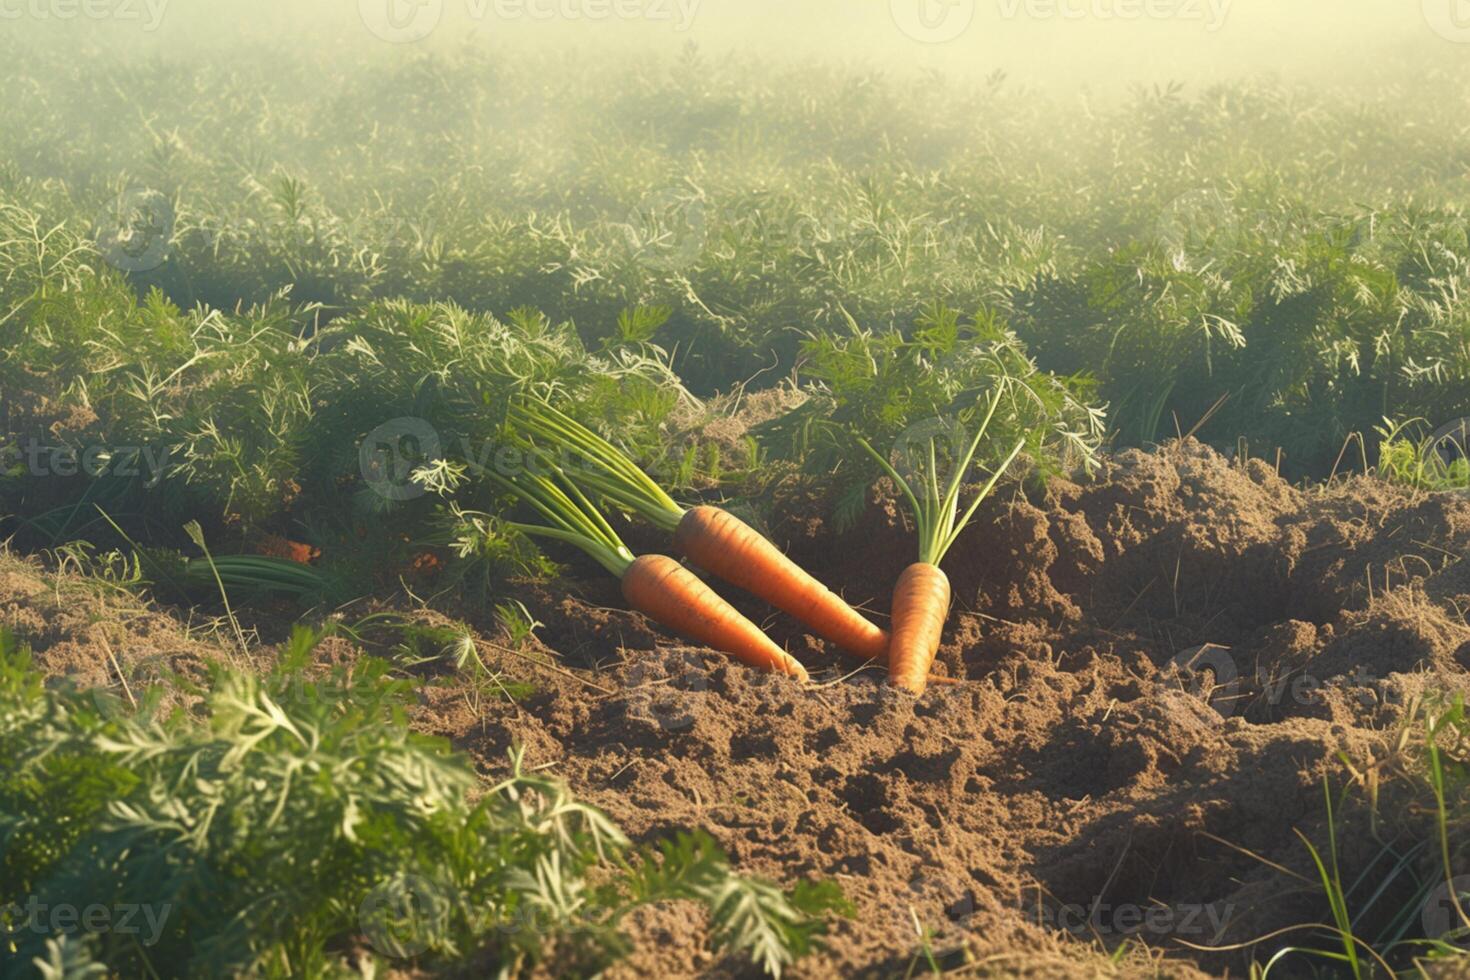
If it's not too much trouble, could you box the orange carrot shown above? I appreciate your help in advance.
[255,534,319,564]
[886,562,951,695]
[672,505,890,662]
[621,553,808,679]
[487,459,808,681]
[860,391,1028,696]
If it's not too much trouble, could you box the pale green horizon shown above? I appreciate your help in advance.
[7,0,1463,91]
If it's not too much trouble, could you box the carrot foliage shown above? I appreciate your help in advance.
[0,627,847,978]
[508,397,688,533]
[860,390,1026,567]
[478,458,637,579]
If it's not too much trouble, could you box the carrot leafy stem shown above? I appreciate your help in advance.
[486,459,635,578]
[509,397,687,532]
[859,391,1026,567]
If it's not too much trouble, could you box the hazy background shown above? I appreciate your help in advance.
[5,0,1470,482]
[6,0,1459,89]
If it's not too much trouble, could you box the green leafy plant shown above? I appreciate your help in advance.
[0,627,845,978]
[1375,418,1470,491]
[760,306,1103,499]
[494,599,544,649]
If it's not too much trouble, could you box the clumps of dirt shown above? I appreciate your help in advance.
[0,551,226,713]
[445,440,1470,977]
[1030,446,1305,636]
[10,441,1470,978]
[1308,590,1470,681]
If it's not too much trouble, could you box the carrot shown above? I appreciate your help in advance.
[672,505,889,661]
[861,391,1027,695]
[886,562,951,695]
[621,553,806,678]
[255,534,319,564]
[509,398,888,661]
[486,458,808,680]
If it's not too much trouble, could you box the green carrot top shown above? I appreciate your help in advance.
[859,391,1025,567]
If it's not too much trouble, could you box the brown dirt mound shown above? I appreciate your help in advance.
[446,440,1470,976]
[9,441,1469,977]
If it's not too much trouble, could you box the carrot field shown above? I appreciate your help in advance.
[2,10,1470,978]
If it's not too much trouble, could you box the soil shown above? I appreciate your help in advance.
[9,440,1470,977]
[0,551,227,717]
